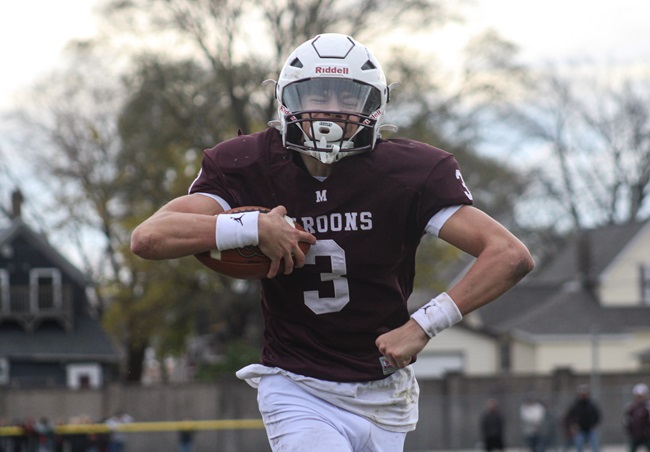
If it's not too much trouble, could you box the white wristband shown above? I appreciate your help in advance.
[410,292,462,338]
[215,211,260,250]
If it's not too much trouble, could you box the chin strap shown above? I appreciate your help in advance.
[300,121,362,164]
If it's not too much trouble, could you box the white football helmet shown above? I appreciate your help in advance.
[271,33,395,164]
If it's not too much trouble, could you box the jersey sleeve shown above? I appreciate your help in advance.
[418,154,473,231]
[188,153,234,204]
[187,130,280,209]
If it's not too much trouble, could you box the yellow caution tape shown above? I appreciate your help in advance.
[0,419,265,436]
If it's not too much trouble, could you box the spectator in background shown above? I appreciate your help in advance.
[541,400,560,452]
[5,417,25,452]
[565,385,601,452]
[178,418,195,452]
[106,412,133,452]
[521,397,546,452]
[66,415,89,452]
[624,383,650,452]
[34,417,54,452]
[0,417,15,452]
[52,418,65,452]
[21,416,37,452]
[81,414,104,452]
[480,398,505,451]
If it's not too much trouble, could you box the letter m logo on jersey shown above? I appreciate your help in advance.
[316,190,327,203]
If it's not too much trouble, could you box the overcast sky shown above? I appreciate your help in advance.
[462,0,650,65]
[2,0,650,112]
[0,1,97,111]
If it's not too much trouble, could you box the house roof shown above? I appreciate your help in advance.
[0,216,120,363]
[533,221,648,284]
[0,219,92,286]
[473,221,650,338]
[481,283,650,336]
[0,313,121,362]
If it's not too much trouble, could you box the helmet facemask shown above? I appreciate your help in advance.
[272,33,394,164]
[281,78,382,164]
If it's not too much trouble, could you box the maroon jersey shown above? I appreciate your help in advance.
[190,128,473,382]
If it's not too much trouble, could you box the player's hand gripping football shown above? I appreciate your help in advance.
[258,205,317,278]
[375,319,430,369]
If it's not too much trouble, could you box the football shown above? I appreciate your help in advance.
[194,206,311,279]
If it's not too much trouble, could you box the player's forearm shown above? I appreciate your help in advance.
[448,239,534,315]
[131,211,217,260]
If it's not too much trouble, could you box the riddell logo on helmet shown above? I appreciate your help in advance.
[315,66,349,75]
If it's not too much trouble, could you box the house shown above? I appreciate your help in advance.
[0,190,120,388]
[411,221,650,378]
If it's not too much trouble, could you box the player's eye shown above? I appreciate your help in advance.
[304,95,328,106]
[339,94,357,109]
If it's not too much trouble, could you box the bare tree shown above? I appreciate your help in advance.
[506,68,650,230]
[12,46,127,295]
[100,0,463,131]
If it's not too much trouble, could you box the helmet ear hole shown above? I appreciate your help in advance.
[286,122,304,145]
[355,126,372,148]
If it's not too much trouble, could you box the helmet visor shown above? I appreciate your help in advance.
[282,78,382,116]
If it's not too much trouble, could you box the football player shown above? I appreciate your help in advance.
[131,33,534,451]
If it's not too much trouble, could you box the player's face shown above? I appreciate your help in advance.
[301,90,360,138]
[303,89,358,113]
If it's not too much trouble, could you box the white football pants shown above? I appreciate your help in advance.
[257,374,407,452]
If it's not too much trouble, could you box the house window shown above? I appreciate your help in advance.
[642,263,650,306]
[640,350,650,370]
[0,357,8,385]
[0,269,8,314]
[499,340,512,372]
[29,268,62,311]
[66,363,102,389]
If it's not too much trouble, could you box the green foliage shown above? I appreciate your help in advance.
[414,235,467,292]
[193,340,261,381]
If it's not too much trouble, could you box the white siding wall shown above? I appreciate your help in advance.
[534,332,650,373]
[417,326,499,378]
[600,224,650,306]
[413,323,650,378]
[510,340,536,373]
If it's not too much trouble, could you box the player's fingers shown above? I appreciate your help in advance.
[282,249,295,275]
[375,337,386,353]
[292,246,306,268]
[376,336,412,368]
[267,257,282,278]
[386,354,411,369]
[270,205,287,218]
[299,230,317,244]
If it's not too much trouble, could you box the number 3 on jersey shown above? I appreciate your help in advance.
[303,240,350,314]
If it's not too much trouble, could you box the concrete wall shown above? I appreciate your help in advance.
[2,369,649,451]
